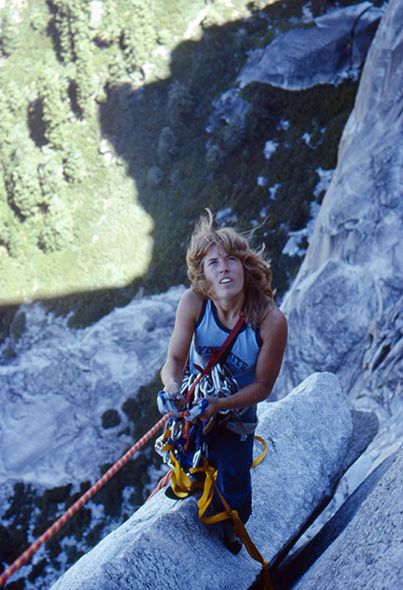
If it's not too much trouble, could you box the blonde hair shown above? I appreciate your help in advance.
[186,210,274,327]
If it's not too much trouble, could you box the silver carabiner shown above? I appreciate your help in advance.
[211,365,221,392]
[171,420,183,441]
[192,449,203,468]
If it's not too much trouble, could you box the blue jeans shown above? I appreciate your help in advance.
[205,422,254,524]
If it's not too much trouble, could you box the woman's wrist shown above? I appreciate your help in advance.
[215,397,227,412]
[165,381,181,394]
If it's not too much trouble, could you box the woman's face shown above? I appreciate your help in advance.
[202,244,245,300]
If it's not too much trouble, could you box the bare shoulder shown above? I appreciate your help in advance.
[177,288,204,323]
[260,304,288,341]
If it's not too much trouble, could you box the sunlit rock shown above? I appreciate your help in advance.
[51,372,354,590]
[273,0,403,415]
[239,2,383,90]
[288,448,402,590]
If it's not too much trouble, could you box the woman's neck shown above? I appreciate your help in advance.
[211,293,244,329]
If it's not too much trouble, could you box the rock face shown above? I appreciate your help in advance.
[273,0,403,413]
[0,287,183,486]
[51,372,354,590]
[238,2,383,90]
[282,448,403,590]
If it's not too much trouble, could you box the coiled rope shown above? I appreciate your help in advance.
[0,414,169,587]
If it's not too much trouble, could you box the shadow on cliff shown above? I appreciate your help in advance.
[97,15,262,298]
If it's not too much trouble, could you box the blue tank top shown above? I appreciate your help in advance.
[189,300,261,423]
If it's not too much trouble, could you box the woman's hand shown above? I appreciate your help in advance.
[198,396,224,421]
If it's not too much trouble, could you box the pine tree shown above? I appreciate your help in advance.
[37,197,74,253]
[6,80,26,117]
[4,148,44,220]
[51,0,95,117]
[97,0,121,46]
[0,89,15,159]
[37,71,71,150]
[63,147,86,183]
[75,38,95,117]
[0,6,19,57]
[51,0,75,63]
[37,148,64,198]
[121,0,156,74]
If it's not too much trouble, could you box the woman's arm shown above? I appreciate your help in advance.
[160,289,203,393]
[200,305,288,418]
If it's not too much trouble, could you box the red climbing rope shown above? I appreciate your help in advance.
[0,414,169,587]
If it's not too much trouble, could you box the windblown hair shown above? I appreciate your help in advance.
[186,210,274,327]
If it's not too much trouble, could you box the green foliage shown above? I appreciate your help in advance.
[0,216,23,259]
[37,197,74,253]
[50,0,95,116]
[107,47,128,84]
[37,149,64,198]
[0,193,22,258]
[0,219,11,256]
[4,148,44,220]
[0,6,19,57]
[50,0,74,63]
[63,148,86,183]
[0,85,17,159]
[96,0,121,46]
[5,80,26,117]
[120,0,156,73]
[75,48,95,117]
[37,71,72,150]
[29,3,50,34]
[51,0,91,62]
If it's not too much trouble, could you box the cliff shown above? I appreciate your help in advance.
[51,1,403,587]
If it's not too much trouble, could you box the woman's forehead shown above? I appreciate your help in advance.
[203,243,227,259]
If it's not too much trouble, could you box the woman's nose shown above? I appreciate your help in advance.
[218,259,229,272]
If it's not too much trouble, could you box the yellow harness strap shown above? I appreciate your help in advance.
[166,434,272,590]
[252,434,268,467]
[213,486,272,590]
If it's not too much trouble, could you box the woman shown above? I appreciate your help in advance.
[160,211,287,551]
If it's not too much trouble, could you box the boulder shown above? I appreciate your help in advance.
[238,2,383,90]
[51,372,355,590]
